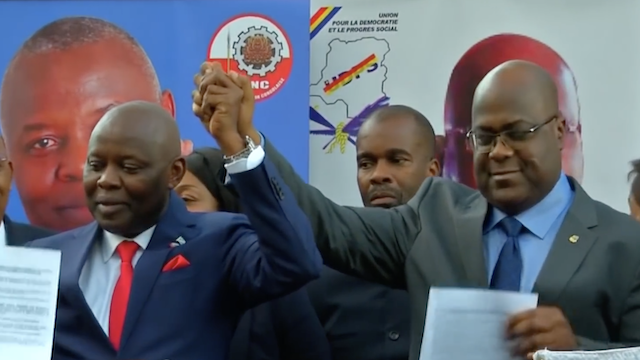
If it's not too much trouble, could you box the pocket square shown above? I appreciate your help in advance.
[162,254,190,272]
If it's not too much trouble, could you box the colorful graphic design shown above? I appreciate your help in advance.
[309,37,390,156]
[310,6,342,40]
[310,96,389,154]
[323,54,378,94]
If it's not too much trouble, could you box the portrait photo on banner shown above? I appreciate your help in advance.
[308,0,639,212]
[0,0,310,230]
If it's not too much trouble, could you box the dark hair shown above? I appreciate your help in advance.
[364,104,437,157]
[184,147,241,213]
[629,159,640,204]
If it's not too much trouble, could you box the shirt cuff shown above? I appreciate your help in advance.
[224,145,265,174]
[225,133,266,182]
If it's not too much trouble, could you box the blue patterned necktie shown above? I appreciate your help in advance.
[490,217,524,291]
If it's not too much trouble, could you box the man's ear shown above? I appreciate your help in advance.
[434,135,446,170]
[427,158,441,177]
[168,158,186,190]
[161,90,176,118]
[555,114,566,149]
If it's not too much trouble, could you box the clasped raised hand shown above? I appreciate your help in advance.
[193,61,260,148]
[192,62,244,155]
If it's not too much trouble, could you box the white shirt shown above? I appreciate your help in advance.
[224,144,265,174]
[224,144,266,181]
[78,226,156,335]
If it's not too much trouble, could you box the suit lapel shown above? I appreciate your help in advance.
[533,180,598,304]
[60,222,111,343]
[453,193,489,287]
[120,192,196,348]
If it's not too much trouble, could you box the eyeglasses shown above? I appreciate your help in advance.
[466,116,557,153]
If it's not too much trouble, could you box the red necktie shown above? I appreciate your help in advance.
[109,240,139,350]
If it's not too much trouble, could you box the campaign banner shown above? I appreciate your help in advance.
[309,0,640,213]
[0,0,310,231]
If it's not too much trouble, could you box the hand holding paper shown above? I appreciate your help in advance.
[419,287,538,360]
[508,306,577,359]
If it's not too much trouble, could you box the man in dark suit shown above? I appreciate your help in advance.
[306,105,439,360]
[194,60,640,360]
[27,100,322,360]
[180,147,331,360]
[0,137,55,246]
[4,216,54,246]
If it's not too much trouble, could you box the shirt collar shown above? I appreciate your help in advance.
[484,174,574,239]
[101,225,156,263]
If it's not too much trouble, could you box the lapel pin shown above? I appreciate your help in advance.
[169,236,186,248]
[569,235,579,243]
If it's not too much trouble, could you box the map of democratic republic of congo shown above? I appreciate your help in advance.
[310,37,391,154]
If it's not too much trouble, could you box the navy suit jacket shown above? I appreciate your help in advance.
[27,159,322,360]
[4,215,56,246]
[229,288,331,360]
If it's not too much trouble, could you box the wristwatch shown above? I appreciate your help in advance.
[223,136,258,164]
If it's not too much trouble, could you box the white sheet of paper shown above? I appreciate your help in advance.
[534,347,640,360]
[0,246,61,360]
[419,287,539,360]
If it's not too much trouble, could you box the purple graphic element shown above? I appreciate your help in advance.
[309,96,390,150]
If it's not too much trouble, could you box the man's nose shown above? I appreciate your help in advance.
[97,166,121,189]
[55,145,86,182]
[370,163,393,184]
[488,136,514,161]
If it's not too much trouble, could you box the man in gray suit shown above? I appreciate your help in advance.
[194,61,640,360]
[305,105,440,360]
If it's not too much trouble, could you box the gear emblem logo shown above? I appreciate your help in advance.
[234,26,283,77]
[207,14,293,102]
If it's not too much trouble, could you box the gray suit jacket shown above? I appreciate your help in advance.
[263,139,640,360]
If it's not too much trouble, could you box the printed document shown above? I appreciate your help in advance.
[419,287,538,360]
[534,347,640,360]
[0,246,61,360]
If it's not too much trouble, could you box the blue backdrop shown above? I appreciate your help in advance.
[0,0,309,229]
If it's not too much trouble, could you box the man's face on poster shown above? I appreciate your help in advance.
[0,38,176,231]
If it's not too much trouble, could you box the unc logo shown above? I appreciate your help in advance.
[234,25,283,77]
[207,14,293,101]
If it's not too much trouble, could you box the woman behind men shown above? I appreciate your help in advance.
[176,147,331,360]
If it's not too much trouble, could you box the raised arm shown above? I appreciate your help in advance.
[192,64,321,306]
[223,156,323,307]
[193,63,419,288]
[259,136,419,288]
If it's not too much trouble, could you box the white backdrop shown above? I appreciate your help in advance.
[309,0,640,213]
